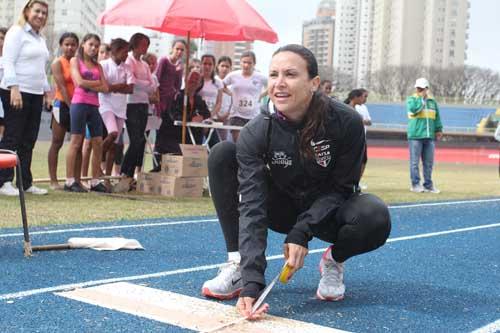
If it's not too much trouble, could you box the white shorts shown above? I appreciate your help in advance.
[101,111,125,143]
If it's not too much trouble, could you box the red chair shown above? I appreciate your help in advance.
[0,149,32,256]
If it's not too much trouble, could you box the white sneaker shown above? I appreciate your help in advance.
[201,261,243,300]
[410,184,424,193]
[424,187,440,194]
[25,185,48,195]
[0,182,19,196]
[359,183,368,190]
[316,246,345,301]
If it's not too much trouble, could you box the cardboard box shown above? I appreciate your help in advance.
[161,144,208,177]
[157,176,204,197]
[136,172,162,194]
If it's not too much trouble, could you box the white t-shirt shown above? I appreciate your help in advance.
[355,104,371,133]
[99,58,134,119]
[125,52,155,104]
[198,77,223,115]
[223,70,267,120]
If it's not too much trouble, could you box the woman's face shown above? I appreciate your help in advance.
[83,38,100,59]
[201,57,214,78]
[98,45,110,61]
[186,71,201,94]
[190,61,201,73]
[268,51,319,117]
[217,61,231,79]
[240,56,255,76]
[61,37,78,59]
[26,3,48,32]
[135,38,149,56]
[171,42,185,62]
[146,57,157,73]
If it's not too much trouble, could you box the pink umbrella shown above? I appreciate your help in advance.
[99,0,278,143]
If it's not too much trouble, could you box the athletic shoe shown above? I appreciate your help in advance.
[25,185,48,195]
[64,182,88,193]
[90,182,108,193]
[201,261,243,300]
[424,187,440,194]
[316,246,345,301]
[410,184,424,193]
[359,183,368,191]
[0,182,19,196]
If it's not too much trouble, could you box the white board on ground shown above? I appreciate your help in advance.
[56,282,349,333]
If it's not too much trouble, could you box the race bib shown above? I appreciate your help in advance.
[235,94,256,114]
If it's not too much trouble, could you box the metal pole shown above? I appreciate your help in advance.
[181,31,191,144]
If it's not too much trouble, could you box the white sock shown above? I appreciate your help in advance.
[228,251,240,263]
[66,177,75,186]
[90,179,100,186]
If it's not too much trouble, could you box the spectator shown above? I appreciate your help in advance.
[215,56,233,140]
[114,33,155,193]
[99,38,134,184]
[319,79,333,96]
[0,1,51,196]
[344,89,371,190]
[155,70,210,155]
[406,78,443,193]
[65,33,109,193]
[48,32,79,190]
[223,51,267,142]
[202,45,391,319]
[81,43,111,183]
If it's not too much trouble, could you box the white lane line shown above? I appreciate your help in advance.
[1,221,499,301]
[1,198,499,238]
[470,319,500,333]
[389,198,500,209]
[56,282,349,333]
[0,218,218,238]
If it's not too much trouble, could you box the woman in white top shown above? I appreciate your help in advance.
[0,0,51,196]
[99,38,134,180]
[114,33,156,192]
[223,51,267,142]
[0,27,7,138]
[199,54,223,146]
[215,56,233,141]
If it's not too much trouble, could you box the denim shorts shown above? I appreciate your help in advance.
[70,103,103,137]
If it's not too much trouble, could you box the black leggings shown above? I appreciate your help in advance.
[208,141,391,263]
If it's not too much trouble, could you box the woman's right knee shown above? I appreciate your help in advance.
[208,141,236,170]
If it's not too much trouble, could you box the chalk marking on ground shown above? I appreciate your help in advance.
[1,222,499,301]
[470,319,500,333]
[56,282,349,333]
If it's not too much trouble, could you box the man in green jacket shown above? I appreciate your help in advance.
[406,78,443,193]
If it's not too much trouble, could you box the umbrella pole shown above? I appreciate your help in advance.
[181,32,191,144]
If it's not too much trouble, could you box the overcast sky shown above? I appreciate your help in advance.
[105,0,500,73]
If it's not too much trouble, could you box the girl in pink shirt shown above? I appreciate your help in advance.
[65,33,109,193]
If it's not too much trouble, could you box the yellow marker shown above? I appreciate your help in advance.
[279,263,292,284]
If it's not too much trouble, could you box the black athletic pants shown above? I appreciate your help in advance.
[208,141,391,263]
[0,89,43,190]
[121,103,148,177]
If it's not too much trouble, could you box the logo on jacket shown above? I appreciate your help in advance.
[311,139,332,167]
[271,151,292,168]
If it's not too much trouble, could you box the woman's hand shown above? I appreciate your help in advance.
[236,296,269,320]
[44,92,53,111]
[283,243,309,279]
[10,86,22,110]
